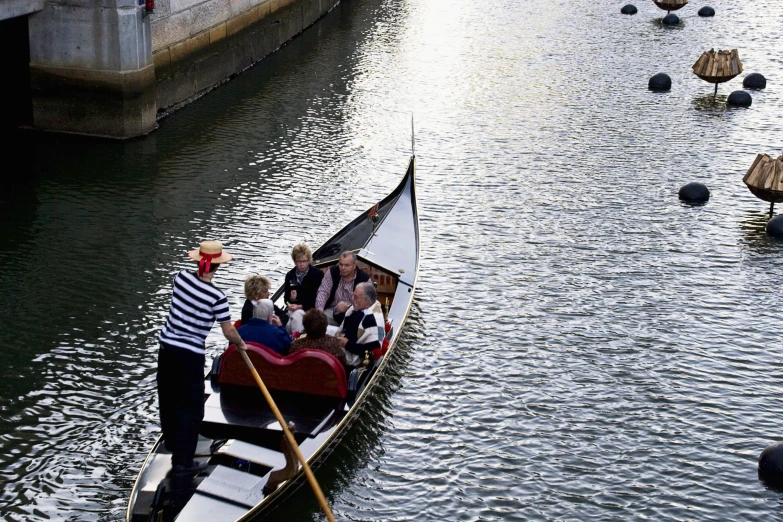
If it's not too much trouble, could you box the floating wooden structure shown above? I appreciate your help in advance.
[743,153,783,214]
[692,49,743,98]
[653,0,687,12]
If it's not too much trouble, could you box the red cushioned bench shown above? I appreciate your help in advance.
[217,342,347,399]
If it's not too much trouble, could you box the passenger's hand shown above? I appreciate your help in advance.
[269,314,283,327]
[237,342,247,352]
[290,290,298,301]
[335,301,351,313]
[338,337,349,347]
[288,303,303,312]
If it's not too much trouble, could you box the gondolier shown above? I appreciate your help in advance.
[157,240,247,478]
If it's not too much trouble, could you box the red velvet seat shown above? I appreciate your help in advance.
[217,342,347,399]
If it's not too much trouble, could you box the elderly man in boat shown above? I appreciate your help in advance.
[315,250,370,326]
[336,281,385,367]
[237,299,292,355]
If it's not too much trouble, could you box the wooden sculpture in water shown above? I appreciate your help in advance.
[653,0,687,13]
[692,49,743,99]
[743,153,783,214]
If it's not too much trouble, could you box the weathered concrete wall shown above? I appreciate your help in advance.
[0,0,44,21]
[23,0,336,138]
[150,0,336,113]
[28,0,157,138]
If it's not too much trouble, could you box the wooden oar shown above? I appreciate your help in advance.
[239,350,337,522]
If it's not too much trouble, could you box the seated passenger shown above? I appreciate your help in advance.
[241,275,287,326]
[237,299,291,355]
[315,251,370,327]
[336,282,385,367]
[283,243,325,335]
[289,309,347,366]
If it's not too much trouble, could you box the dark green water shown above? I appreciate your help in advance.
[2,0,783,520]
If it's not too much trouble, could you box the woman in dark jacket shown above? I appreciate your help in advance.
[284,243,324,333]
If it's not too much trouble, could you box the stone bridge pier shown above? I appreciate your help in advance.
[1,0,337,139]
[28,0,156,138]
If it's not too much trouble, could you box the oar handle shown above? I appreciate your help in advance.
[239,350,336,522]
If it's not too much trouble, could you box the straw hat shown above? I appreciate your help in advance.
[188,240,233,264]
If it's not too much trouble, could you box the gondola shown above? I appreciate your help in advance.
[126,155,419,521]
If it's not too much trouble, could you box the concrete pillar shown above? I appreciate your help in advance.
[28,0,157,138]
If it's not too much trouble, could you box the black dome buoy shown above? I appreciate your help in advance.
[743,73,767,89]
[662,13,680,25]
[648,73,672,92]
[678,182,710,203]
[727,90,752,107]
[759,442,783,483]
[766,216,783,238]
[698,6,715,16]
[621,4,638,14]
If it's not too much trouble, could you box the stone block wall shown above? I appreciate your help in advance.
[150,0,336,113]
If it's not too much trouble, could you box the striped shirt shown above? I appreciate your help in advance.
[158,270,231,355]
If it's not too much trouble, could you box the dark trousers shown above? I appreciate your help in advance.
[157,342,205,467]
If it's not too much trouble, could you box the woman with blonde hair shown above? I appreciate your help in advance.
[283,243,324,334]
[241,275,287,326]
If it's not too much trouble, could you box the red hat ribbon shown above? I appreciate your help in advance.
[197,250,222,277]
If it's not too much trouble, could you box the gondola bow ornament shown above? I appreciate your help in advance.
[368,202,380,235]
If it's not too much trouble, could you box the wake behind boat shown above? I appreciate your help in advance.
[126,156,419,521]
